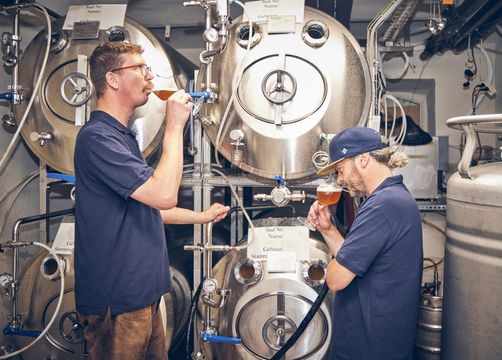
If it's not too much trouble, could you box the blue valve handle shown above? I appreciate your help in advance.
[47,172,76,184]
[201,332,241,344]
[3,325,41,337]
[0,92,14,101]
[189,91,211,100]
[275,175,285,186]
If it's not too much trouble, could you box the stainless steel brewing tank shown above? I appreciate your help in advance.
[443,114,502,360]
[198,218,334,359]
[202,7,371,180]
[14,250,191,359]
[15,17,192,175]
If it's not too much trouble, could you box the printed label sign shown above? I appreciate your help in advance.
[248,226,310,272]
[51,216,75,255]
[63,4,127,30]
[244,0,305,24]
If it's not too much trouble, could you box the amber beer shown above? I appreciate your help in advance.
[317,184,342,206]
[152,89,177,101]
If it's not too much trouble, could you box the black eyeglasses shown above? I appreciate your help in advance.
[110,63,152,77]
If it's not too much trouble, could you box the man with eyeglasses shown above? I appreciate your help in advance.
[74,42,229,359]
[308,127,423,360]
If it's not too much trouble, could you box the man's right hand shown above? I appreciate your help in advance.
[308,201,345,257]
[308,200,334,233]
[202,203,230,223]
[165,90,192,130]
[131,90,192,210]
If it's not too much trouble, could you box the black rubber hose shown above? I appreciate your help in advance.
[270,282,330,360]
[229,205,296,217]
[270,206,343,360]
[185,280,204,360]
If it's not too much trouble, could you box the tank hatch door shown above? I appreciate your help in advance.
[237,52,327,125]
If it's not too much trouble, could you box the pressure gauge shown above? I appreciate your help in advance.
[202,278,218,294]
[1,32,12,46]
[1,32,14,65]
[203,28,219,44]
[0,273,13,287]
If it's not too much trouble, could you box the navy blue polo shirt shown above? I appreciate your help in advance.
[74,110,171,316]
[330,175,423,360]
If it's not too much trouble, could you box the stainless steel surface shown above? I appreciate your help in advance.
[201,7,371,180]
[415,294,442,360]
[180,171,324,188]
[163,267,192,351]
[15,17,192,175]
[198,217,333,360]
[444,116,502,360]
[443,162,502,360]
[14,250,190,359]
[496,134,502,156]
[15,250,85,359]
[446,114,502,178]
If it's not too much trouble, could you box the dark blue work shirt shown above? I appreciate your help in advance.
[74,110,171,316]
[330,175,423,360]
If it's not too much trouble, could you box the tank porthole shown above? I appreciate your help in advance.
[302,20,329,48]
[302,259,327,287]
[48,30,68,53]
[103,26,130,43]
[40,256,65,281]
[234,258,263,285]
[234,23,262,49]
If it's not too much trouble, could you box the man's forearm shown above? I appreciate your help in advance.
[130,125,185,209]
[161,207,205,224]
[320,226,345,257]
[152,127,184,194]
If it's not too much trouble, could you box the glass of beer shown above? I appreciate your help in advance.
[152,88,177,101]
[316,178,343,206]
[152,88,205,116]
[298,177,343,231]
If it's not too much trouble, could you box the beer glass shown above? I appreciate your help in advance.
[152,88,205,116]
[316,177,343,206]
[152,88,177,101]
[298,176,342,231]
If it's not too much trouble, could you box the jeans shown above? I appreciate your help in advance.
[79,300,167,360]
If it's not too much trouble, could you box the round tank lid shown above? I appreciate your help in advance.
[236,292,328,358]
[237,54,327,124]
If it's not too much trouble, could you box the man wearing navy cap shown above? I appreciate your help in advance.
[308,126,423,360]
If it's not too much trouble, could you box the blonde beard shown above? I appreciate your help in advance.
[346,162,368,198]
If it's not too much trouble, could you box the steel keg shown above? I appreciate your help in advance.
[443,114,502,360]
[414,294,442,360]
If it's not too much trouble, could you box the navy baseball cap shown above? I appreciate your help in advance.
[317,127,385,175]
